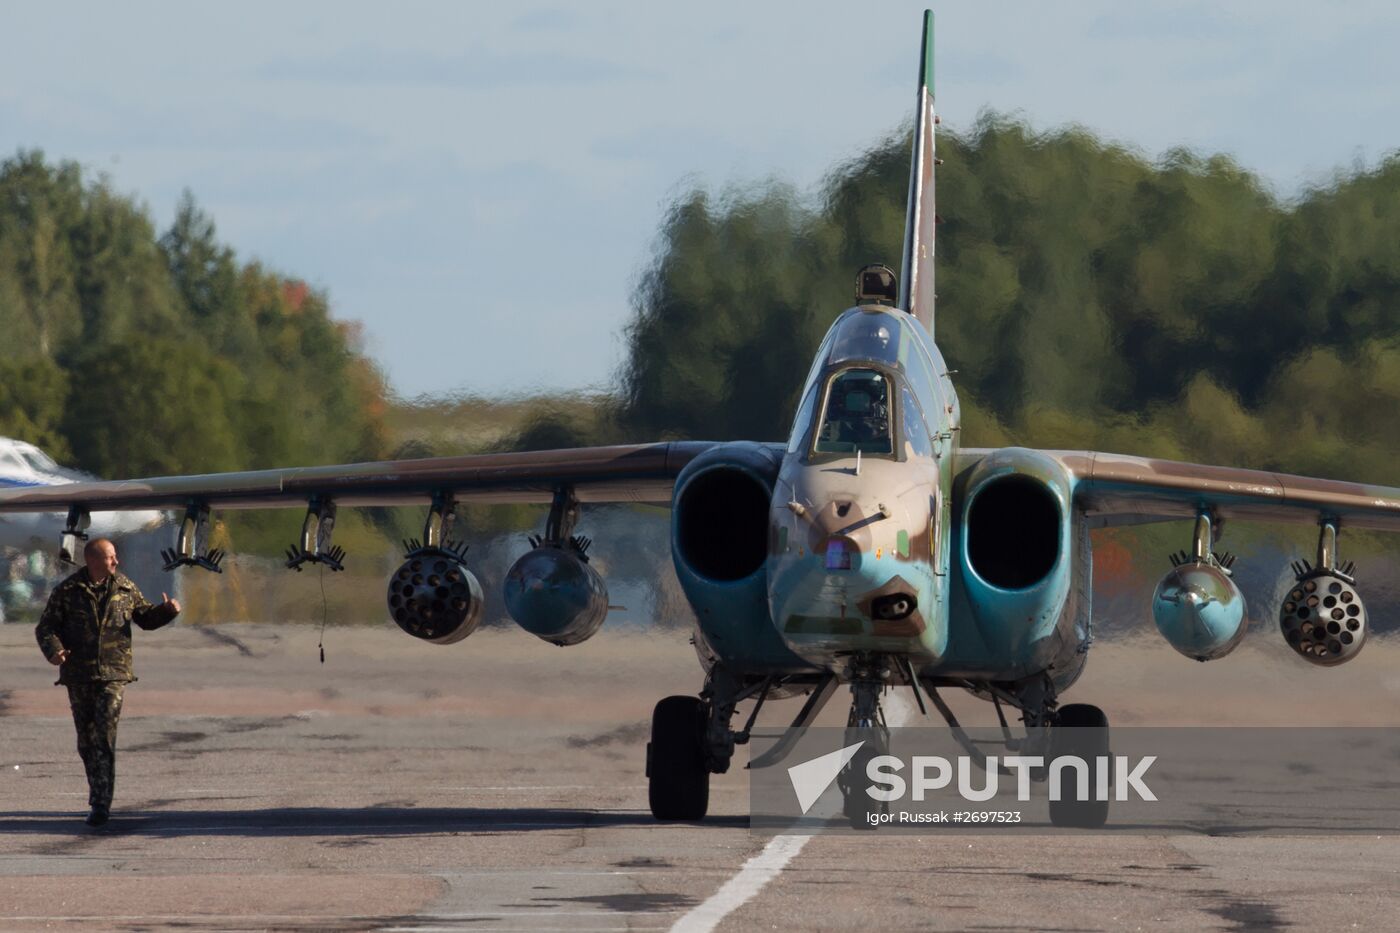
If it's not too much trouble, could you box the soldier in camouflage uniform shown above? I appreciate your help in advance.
[35,538,181,826]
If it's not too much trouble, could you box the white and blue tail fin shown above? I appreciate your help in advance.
[898,10,937,334]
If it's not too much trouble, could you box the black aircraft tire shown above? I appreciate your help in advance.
[839,728,889,831]
[647,695,710,821]
[1047,703,1110,829]
[842,745,888,830]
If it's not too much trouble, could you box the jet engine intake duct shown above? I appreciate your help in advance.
[966,474,1060,590]
[671,442,807,675]
[954,448,1074,663]
[674,445,776,583]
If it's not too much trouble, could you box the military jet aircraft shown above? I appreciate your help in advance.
[0,436,163,549]
[4,11,1398,827]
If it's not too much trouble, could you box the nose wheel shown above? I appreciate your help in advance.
[838,676,890,829]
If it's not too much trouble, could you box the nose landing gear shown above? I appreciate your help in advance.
[837,669,891,829]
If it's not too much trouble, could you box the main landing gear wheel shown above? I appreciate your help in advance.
[1047,703,1110,829]
[647,695,710,820]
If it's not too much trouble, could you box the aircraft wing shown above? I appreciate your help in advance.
[0,442,721,513]
[958,448,1400,532]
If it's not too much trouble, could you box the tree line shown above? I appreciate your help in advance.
[618,114,1400,489]
[9,116,1400,499]
[0,150,386,480]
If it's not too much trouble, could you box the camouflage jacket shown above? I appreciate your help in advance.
[35,569,178,685]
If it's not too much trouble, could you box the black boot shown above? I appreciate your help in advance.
[85,805,109,827]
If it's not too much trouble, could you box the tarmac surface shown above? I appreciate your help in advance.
[4,620,1400,931]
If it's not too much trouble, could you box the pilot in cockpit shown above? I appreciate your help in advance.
[818,371,892,454]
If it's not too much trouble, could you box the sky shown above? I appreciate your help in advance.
[5,1,1400,399]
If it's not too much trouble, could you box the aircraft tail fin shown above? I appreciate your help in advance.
[898,10,937,334]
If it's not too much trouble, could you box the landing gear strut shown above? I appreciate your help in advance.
[644,656,1113,828]
[924,673,1111,829]
[837,663,891,829]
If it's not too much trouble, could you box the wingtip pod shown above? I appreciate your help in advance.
[898,9,937,334]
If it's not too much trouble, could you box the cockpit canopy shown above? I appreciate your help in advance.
[828,315,900,368]
[814,369,893,455]
[1,441,62,476]
[787,305,950,463]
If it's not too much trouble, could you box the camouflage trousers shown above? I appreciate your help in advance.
[65,683,125,809]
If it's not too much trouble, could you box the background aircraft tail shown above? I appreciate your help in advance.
[898,10,937,334]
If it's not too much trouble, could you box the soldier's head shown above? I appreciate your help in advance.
[84,538,118,582]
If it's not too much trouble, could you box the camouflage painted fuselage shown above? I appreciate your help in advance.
[759,306,1089,690]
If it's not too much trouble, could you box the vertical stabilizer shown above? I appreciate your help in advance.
[898,10,937,333]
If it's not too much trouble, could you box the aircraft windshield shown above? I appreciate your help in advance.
[18,448,57,472]
[826,311,902,367]
[813,369,894,456]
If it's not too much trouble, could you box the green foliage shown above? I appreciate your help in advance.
[0,356,71,459]
[622,184,843,440]
[0,151,86,359]
[617,115,1400,484]
[0,151,391,557]
[0,152,388,486]
[60,335,242,476]
[12,108,1400,560]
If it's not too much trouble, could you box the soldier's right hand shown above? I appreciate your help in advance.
[48,649,69,666]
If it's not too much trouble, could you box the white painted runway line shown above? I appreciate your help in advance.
[668,690,917,933]
[668,833,811,933]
